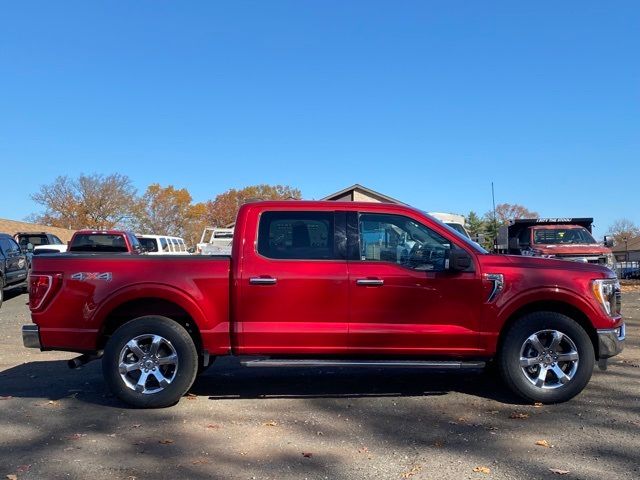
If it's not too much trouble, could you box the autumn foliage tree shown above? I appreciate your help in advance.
[30,173,138,229]
[205,184,302,227]
[131,184,207,245]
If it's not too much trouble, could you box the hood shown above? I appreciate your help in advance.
[479,254,614,277]
[533,244,611,256]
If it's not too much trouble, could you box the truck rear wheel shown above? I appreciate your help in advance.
[103,316,198,408]
[498,312,594,404]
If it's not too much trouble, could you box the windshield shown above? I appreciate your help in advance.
[533,227,597,245]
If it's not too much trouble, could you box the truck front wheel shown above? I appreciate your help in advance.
[499,312,594,404]
[103,316,198,408]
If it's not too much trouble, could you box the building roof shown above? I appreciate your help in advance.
[612,236,640,253]
[321,184,406,204]
[0,218,76,243]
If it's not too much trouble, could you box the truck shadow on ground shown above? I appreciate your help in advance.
[0,356,525,406]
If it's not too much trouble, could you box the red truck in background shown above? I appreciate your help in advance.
[68,230,143,254]
[499,218,616,269]
[22,201,624,408]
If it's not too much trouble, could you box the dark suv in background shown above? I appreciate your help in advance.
[0,233,28,308]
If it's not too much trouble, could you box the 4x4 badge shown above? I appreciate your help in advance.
[71,272,112,282]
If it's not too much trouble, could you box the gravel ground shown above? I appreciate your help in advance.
[0,289,638,480]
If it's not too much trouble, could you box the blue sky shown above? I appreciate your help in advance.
[2,1,638,238]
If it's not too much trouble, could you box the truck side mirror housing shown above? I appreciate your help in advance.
[604,236,614,248]
[448,248,473,272]
[26,242,34,253]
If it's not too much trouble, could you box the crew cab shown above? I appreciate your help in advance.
[68,230,143,254]
[22,202,625,407]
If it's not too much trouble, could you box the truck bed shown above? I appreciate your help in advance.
[29,254,231,354]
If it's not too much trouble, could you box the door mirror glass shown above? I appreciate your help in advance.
[26,242,34,253]
[448,248,473,272]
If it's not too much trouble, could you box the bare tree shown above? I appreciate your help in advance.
[608,218,640,246]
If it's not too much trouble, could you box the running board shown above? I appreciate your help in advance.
[241,359,486,369]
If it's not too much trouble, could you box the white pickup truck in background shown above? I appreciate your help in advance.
[197,227,234,255]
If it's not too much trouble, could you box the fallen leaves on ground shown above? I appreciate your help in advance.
[533,402,544,408]
[432,440,445,447]
[302,452,313,458]
[509,412,529,419]
[47,400,60,407]
[473,466,491,474]
[192,458,210,465]
[16,466,30,474]
[549,468,570,475]
[535,440,552,448]
[6,475,18,480]
[0,396,12,400]
[263,421,278,427]
[186,393,197,400]
[68,433,86,440]
[158,439,174,445]
[400,464,422,478]
[131,424,142,429]
[206,424,221,429]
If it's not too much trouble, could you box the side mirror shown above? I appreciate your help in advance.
[448,248,473,272]
[604,236,614,248]
[27,243,34,253]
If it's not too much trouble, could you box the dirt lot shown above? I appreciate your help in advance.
[1,289,639,480]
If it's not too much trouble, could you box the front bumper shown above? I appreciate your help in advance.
[597,323,625,359]
[22,324,41,349]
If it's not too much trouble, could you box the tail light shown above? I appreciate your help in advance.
[29,273,63,311]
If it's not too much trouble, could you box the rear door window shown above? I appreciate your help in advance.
[258,211,336,260]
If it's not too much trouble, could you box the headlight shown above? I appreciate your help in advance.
[591,279,621,317]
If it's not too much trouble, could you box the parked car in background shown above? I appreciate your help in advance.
[15,232,68,254]
[68,230,143,254]
[0,233,28,307]
[197,227,234,255]
[136,235,189,255]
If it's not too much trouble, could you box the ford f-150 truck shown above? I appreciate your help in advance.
[22,201,625,408]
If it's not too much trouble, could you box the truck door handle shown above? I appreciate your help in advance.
[356,278,384,286]
[249,277,277,285]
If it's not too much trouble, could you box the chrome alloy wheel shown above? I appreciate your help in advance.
[519,329,579,390]
[118,334,179,394]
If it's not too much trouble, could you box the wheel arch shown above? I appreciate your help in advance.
[497,300,600,359]
[98,298,203,355]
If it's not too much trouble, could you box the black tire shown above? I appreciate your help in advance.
[498,312,594,404]
[102,316,198,408]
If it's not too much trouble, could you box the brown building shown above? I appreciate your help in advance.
[321,184,405,204]
[612,236,640,262]
[0,218,75,243]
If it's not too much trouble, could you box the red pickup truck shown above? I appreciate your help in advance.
[22,201,625,407]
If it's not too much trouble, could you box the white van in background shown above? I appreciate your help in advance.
[136,235,190,255]
[428,212,471,239]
